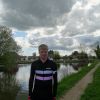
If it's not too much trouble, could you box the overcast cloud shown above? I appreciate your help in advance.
[0,0,100,55]
[0,0,76,29]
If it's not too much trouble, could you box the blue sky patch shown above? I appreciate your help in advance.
[14,31,27,37]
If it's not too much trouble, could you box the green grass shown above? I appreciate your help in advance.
[0,74,20,100]
[80,62,100,100]
[57,60,99,100]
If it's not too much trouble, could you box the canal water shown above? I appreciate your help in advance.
[15,63,78,92]
[0,63,80,100]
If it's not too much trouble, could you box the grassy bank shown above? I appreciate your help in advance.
[57,60,99,100]
[0,74,20,100]
[80,62,100,100]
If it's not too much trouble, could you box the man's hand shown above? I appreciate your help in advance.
[52,97,56,100]
[28,96,31,100]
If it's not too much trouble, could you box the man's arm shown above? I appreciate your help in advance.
[29,63,35,98]
[52,63,58,98]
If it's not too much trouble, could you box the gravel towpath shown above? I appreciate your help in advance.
[60,63,100,100]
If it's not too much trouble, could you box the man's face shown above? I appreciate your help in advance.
[39,49,48,60]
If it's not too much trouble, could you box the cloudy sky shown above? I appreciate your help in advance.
[0,0,100,56]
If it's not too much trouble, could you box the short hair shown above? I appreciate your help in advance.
[38,44,48,51]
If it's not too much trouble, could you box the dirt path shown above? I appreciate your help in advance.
[60,63,100,100]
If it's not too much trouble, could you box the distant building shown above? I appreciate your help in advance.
[18,55,37,62]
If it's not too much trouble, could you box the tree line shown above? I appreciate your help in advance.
[48,45,100,61]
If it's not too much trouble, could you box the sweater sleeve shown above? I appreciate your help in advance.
[29,63,35,97]
[52,63,58,97]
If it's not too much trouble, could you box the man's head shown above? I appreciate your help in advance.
[38,44,48,62]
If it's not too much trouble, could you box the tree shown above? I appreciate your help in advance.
[48,50,61,59]
[48,50,54,58]
[78,51,88,60]
[0,26,21,56]
[94,44,100,59]
[71,50,88,61]
[53,51,60,59]
[72,51,79,58]
[0,26,21,69]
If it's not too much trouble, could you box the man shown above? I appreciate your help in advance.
[28,44,57,100]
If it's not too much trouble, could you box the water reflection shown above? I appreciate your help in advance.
[0,73,20,100]
[15,63,78,92]
[0,63,79,99]
[58,64,78,82]
[16,64,30,91]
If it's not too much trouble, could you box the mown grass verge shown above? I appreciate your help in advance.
[57,60,99,100]
[80,61,100,100]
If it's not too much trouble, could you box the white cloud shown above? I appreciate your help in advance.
[93,30,100,36]
[25,0,100,55]
[87,0,100,6]
[0,0,76,30]
[0,0,100,56]
[0,1,3,13]
[14,37,31,48]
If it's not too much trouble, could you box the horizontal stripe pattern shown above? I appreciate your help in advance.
[35,70,53,74]
[35,75,52,81]
[35,69,56,81]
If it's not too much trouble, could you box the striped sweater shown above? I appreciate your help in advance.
[29,58,57,100]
